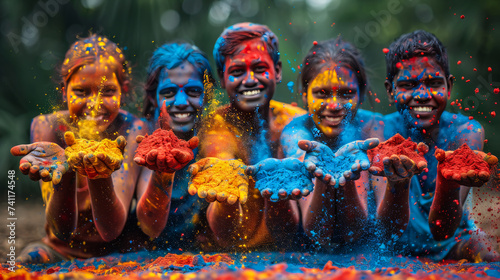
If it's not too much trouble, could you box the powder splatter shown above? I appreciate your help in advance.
[314,150,359,184]
[190,159,248,198]
[368,133,426,170]
[135,128,195,173]
[436,143,493,178]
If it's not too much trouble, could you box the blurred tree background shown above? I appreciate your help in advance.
[1,0,499,201]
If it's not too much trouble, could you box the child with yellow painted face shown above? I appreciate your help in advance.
[10,35,146,263]
[280,37,425,249]
[187,23,306,249]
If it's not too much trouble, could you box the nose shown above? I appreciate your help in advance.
[413,84,432,101]
[173,89,189,108]
[242,71,257,87]
[86,93,101,110]
[325,98,342,111]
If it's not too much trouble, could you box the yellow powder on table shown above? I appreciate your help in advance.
[190,159,248,197]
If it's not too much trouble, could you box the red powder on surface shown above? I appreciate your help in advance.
[368,133,427,170]
[437,143,491,175]
[135,128,195,172]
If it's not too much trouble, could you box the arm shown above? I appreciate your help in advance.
[429,122,485,240]
[30,114,78,241]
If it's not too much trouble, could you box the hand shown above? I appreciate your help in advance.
[435,148,498,187]
[335,138,380,180]
[10,142,68,184]
[65,132,126,179]
[246,157,313,201]
[369,142,428,182]
[134,135,198,173]
[298,138,378,187]
[187,158,248,205]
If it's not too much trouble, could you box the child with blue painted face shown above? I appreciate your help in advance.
[10,35,146,263]
[134,43,212,249]
[278,37,426,248]
[383,30,498,261]
[187,23,306,249]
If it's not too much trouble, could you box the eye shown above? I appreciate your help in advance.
[398,81,417,90]
[72,88,86,96]
[101,87,117,96]
[185,87,203,97]
[229,68,244,77]
[159,88,177,98]
[313,89,330,99]
[253,65,267,73]
[428,79,444,88]
[340,89,356,98]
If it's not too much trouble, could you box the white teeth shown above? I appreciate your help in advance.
[174,113,191,118]
[324,116,343,122]
[242,90,260,96]
[412,106,433,112]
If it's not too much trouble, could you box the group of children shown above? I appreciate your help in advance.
[10,23,499,264]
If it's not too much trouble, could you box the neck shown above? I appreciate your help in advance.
[229,103,270,131]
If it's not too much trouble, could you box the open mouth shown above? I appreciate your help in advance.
[411,106,434,112]
[170,112,195,122]
[320,114,344,126]
[241,89,261,96]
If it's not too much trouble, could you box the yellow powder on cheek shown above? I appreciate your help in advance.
[191,159,247,197]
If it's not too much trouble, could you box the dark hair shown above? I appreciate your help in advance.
[385,30,449,84]
[61,34,130,91]
[143,42,215,120]
[300,37,368,103]
[213,22,279,78]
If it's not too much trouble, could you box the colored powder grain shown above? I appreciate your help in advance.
[190,159,247,197]
[314,150,359,178]
[437,143,491,175]
[253,160,313,201]
[367,133,426,170]
[65,138,123,161]
[135,128,194,172]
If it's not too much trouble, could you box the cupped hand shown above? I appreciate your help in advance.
[134,135,198,173]
[246,157,313,201]
[369,142,428,182]
[187,158,248,205]
[10,142,69,184]
[435,148,498,187]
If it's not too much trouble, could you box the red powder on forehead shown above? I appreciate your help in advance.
[135,128,194,172]
[438,143,491,174]
[368,133,427,170]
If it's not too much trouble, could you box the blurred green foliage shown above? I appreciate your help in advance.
[1,0,499,201]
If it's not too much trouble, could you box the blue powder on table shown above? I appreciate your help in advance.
[254,162,313,202]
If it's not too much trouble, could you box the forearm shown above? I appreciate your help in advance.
[334,181,368,242]
[429,172,462,240]
[87,177,127,242]
[207,193,264,247]
[136,171,175,238]
[44,171,78,241]
[376,179,411,240]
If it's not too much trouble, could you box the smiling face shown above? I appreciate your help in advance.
[221,38,282,112]
[66,62,122,133]
[303,64,360,138]
[156,61,204,136]
[387,56,451,130]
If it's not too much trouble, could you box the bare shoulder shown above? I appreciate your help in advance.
[440,111,484,149]
[31,111,69,143]
[270,100,307,130]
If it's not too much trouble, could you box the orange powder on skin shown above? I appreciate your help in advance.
[190,159,247,197]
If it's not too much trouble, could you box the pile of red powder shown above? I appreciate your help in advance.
[437,143,491,175]
[135,129,195,173]
[368,133,427,170]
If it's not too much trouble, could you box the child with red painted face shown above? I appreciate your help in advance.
[133,43,213,250]
[187,23,306,249]
[383,30,498,261]
[279,37,426,249]
[10,35,146,263]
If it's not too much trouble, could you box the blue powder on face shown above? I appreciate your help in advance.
[253,161,313,202]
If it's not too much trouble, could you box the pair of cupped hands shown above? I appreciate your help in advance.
[10,132,126,184]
